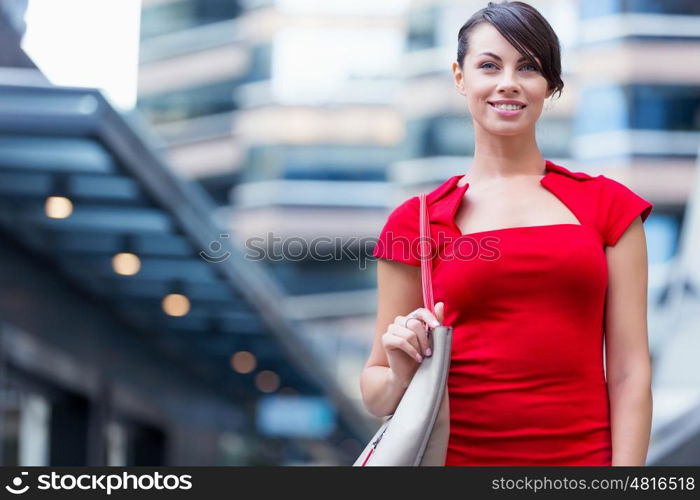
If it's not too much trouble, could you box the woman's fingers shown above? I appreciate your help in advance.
[389,323,422,356]
[410,307,441,328]
[383,327,422,363]
[402,317,431,357]
[386,304,445,362]
[435,302,444,324]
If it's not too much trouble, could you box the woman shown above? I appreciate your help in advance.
[359,1,653,466]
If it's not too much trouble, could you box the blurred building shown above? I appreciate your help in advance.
[648,146,700,465]
[137,0,409,420]
[574,0,699,314]
[229,0,410,413]
[137,0,246,203]
[573,0,700,465]
[0,1,373,467]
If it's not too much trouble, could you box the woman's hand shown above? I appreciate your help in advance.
[381,302,445,386]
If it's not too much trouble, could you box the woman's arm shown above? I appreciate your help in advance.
[604,216,653,466]
[360,259,423,417]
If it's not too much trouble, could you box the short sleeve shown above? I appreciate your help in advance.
[598,176,653,247]
[372,196,421,267]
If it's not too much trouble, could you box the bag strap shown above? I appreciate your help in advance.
[418,193,435,316]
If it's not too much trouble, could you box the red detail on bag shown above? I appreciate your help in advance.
[360,447,374,466]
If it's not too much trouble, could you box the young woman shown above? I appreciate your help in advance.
[360,1,653,466]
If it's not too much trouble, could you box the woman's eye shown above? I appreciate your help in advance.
[480,62,538,71]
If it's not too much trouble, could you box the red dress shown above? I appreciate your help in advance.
[372,160,653,466]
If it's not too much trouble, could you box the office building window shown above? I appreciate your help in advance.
[576,84,700,134]
[138,79,240,124]
[244,44,273,83]
[406,6,437,51]
[580,0,700,19]
[645,212,680,264]
[141,0,241,40]
[631,85,700,131]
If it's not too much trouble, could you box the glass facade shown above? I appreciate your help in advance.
[580,0,700,18]
[141,0,242,40]
[243,44,273,83]
[405,5,438,52]
[199,173,241,205]
[576,84,700,134]
[405,115,573,159]
[265,259,377,295]
[645,212,681,264]
[243,144,396,182]
[138,78,240,124]
[631,85,700,131]
[419,115,473,157]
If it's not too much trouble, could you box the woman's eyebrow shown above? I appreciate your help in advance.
[478,51,529,63]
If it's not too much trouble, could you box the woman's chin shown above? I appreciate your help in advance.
[484,124,531,136]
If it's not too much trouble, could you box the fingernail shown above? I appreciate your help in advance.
[425,348,432,357]
[415,354,423,363]
[432,320,439,327]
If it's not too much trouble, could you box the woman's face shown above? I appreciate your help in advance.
[452,22,553,136]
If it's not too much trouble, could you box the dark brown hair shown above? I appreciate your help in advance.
[457,1,564,99]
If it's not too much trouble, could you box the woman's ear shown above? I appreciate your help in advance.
[452,61,467,96]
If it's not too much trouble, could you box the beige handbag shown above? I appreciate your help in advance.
[354,192,452,466]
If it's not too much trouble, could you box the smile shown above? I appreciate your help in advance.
[488,102,526,116]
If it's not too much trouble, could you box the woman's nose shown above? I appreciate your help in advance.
[497,71,521,92]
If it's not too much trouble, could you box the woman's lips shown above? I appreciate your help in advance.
[488,102,526,117]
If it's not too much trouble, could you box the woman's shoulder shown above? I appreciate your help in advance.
[547,162,653,246]
[373,175,460,266]
[586,174,653,246]
[595,174,653,246]
[547,161,642,200]
[547,162,648,212]
[373,195,421,266]
[384,174,463,221]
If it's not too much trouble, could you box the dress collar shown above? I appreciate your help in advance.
[425,160,595,228]
[426,159,594,206]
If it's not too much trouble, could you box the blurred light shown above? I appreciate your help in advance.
[255,370,280,393]
[162,293,190,317]
[256,395,336,438]
[44,196,73,219]
[112,252,141,276]
[230,351,257,374]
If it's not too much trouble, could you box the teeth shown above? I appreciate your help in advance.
[491,103,523,110]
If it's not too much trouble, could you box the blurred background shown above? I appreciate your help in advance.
[0,0,698,466]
